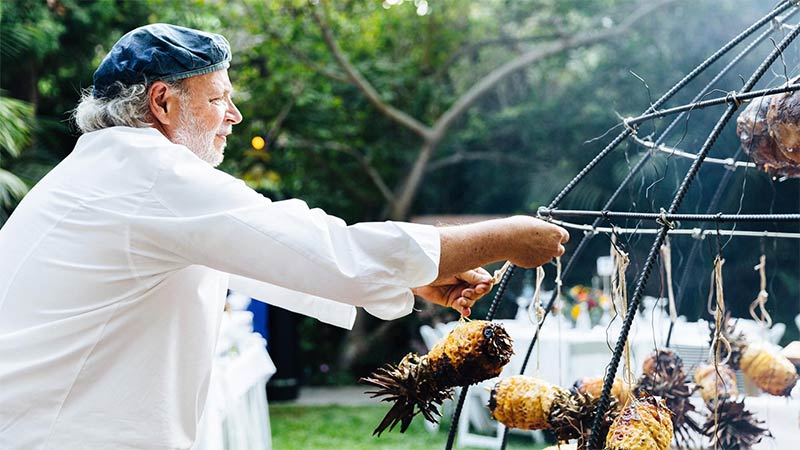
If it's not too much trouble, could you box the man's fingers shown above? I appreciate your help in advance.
[560,229,570,243]
[456,268,493,285]
[456,297,473,317]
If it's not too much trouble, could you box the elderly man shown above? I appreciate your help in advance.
[0,24,568,449]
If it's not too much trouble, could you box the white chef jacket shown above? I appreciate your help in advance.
[0,126,440,450]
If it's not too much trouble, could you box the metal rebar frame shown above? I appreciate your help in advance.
[537,209,800,223]
[438,2,800,449]
[586,12,800,450]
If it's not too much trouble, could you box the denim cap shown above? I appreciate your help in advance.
[92,23,231,99]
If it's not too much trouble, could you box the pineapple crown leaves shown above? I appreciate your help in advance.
[360,352,453,435]
[636,351,705,450]
[361,321,514,436]
[548,390,618,448]
[707,312,747,367]
[701,399,771,450]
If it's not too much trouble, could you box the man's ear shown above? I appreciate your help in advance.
[148,81,176,126]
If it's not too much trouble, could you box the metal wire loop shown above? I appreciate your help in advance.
[657,208,677,229]
[725,90,742,108]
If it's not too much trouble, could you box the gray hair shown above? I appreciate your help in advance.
[73,80,186,133]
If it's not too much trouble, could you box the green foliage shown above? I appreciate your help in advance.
[0,92,34,218]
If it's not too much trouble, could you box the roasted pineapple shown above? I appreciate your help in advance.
[737,340,798,396]
[572,376,630,406]
[489,375,618,449]
[361,320,513,435]
[489,375,565,430]
[605,393,674,450]
[694,363,738,404]
[637,349,702,449]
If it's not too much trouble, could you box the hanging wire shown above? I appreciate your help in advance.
[587,14,800,450]
[631,136,757,169]
[444,262,515,450]
[749,254,774,327]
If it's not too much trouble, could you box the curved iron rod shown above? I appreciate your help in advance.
[537,208,800,223]
[547,0,795,210]
[587,16,800,450]
[444,264,516,450]
[666,147,742,346]
[625,83,800,126]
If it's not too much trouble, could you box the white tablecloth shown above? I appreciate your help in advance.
[687,395,800,450]
[194,312,277,450]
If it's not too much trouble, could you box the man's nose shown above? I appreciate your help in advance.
[227,99,243,124]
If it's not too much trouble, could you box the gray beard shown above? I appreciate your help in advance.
[173,110,224,167]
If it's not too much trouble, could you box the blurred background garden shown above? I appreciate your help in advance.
[2,1,799,447]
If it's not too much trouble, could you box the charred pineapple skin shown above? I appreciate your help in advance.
[642,349,684,379]
[694,364,738,404]
[489,375,566,430]
[362,320,513,435]
[739,341,798,396]
[605,395,674,450]
[572,376,630,405]
[427,320,513,386]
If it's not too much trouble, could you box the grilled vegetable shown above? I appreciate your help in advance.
[361,320,513,435]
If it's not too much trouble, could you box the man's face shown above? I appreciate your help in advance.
[169,70,242,167]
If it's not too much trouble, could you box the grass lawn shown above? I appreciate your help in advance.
[269,403,550,450]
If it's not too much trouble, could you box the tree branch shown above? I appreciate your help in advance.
[263,26,352,83]
[431,0,677,140]
[311,1,433,140]
[278,134,396,205]
[426,150,536,172]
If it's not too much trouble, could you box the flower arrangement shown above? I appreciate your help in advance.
[566,285,612,328]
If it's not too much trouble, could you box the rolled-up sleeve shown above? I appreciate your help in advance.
[129,151,441,321]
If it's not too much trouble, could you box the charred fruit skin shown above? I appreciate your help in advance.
[739,341,798,396]
[605,394,674,450]
[488,375,566,430]
[362,320,513,435]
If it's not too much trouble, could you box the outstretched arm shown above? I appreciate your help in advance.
[414,216,569,315]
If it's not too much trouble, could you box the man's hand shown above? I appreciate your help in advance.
[412,267,493,317]
[436,215,570,278]
[505,216,570,268]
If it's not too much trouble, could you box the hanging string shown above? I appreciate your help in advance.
[706,254,730,450]
[610,237,634,396]
[749,254,773,328]
[527,265,547,375]
[492,260,512,284]
[660,237,679,327]
[707,256,732,366]
[555,257,563,386]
